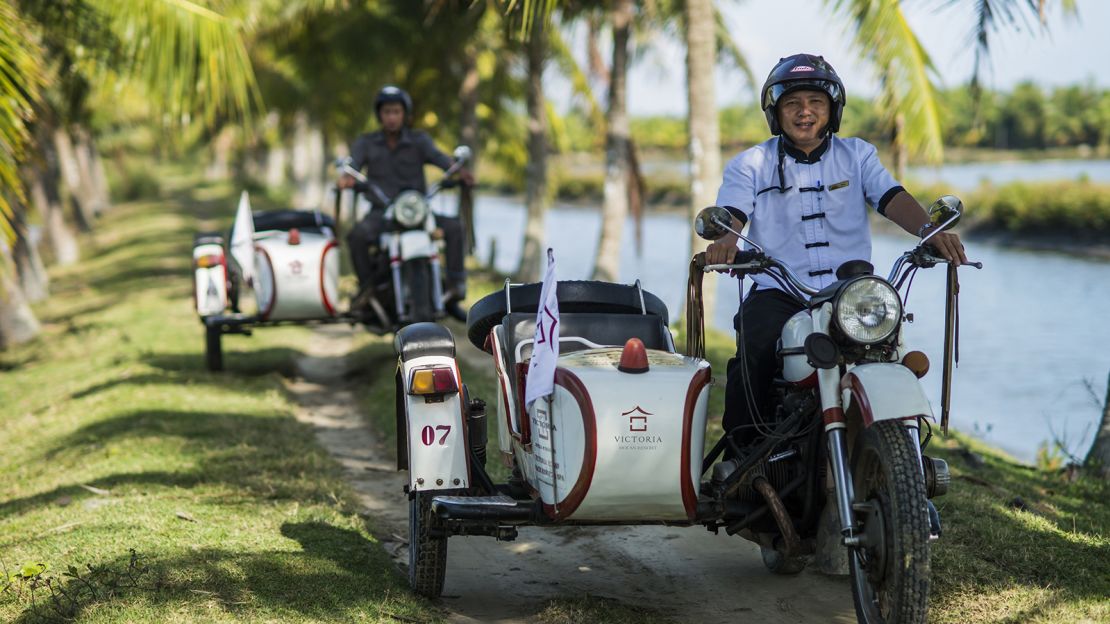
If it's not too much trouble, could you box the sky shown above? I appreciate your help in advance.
[561,0,1109,117]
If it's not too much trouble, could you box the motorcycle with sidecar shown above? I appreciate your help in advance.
[392,196,980,623]
[190,146,470,371]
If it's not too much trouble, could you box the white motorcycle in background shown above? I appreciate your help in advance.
[335,145,471,329]
[390,195,980,624]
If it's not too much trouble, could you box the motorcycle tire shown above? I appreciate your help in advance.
[848,420,930,624]
[402,259,435,323]
[205,324,223,372]
[408,492,447,598]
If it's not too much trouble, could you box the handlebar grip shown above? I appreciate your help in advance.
[693,251,707,269]
[734,250,763,264]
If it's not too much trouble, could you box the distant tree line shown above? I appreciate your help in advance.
[614,82,1110,154]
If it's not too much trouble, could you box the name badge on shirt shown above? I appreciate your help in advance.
[829,179,850,191]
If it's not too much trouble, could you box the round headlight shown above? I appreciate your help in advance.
[392,191,428,228]
[834,278,902,344]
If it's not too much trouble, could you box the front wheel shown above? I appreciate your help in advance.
[401,259,434,322]
[848,420,930,623]
[408,492,447,597]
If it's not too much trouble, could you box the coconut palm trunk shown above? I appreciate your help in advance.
[0,244,40,348]
[591,0,633,282]
[53,127,97,232]
[517,14,549,283]
[24,156,79,266]
[685,0,721,321]
[459,42,481,256]
[7,201,49,302]
[1086,371,1110,478]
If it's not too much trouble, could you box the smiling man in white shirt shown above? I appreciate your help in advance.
[706,53,967,451]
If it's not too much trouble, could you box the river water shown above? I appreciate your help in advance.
[463,194,1110,464]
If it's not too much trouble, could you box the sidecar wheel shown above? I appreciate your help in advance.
[760,546,806,575]
[205,324,223,372]
[848,421,930,624]
[408,492,447,597]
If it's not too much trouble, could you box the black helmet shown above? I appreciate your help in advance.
[374,85,412,122]
[760,54,845,136]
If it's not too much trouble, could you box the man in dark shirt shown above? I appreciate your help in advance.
[339,85,474,308]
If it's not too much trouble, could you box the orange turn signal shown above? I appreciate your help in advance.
[901,351,930,378]
[410,367,458,395]
[195,254,223,268]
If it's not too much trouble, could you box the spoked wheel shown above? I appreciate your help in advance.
[408,492,447,597]
[205,324,223,371]
[848,421,930,623]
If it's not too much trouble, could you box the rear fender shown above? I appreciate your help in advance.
[394,323,469,491]
[840,363,933,427]
[192,240,227,317]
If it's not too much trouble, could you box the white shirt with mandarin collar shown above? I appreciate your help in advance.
[715,134,904,297]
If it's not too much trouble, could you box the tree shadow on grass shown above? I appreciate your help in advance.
[2,409,341,520]
[144,347,304,378]
[10,524,429,624]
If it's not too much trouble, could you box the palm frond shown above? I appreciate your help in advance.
[832,0,944,164]
[88,0,262,125]
[958,0,1079,89]
[0,0,44,244]
[712,2,757,101]
[548,24,604,129]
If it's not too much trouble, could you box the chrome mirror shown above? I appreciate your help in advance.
[453,145,472,164]
[694,206,735,241]
[928,195,963,232]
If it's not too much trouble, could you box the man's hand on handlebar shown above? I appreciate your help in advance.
[927,230,969,266]
[338,174,356,190]
[459,168,476,188]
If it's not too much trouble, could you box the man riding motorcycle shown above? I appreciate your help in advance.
[338,85,475,317]
[706,54,968,453]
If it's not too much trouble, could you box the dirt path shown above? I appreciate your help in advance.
[288,326,857,624]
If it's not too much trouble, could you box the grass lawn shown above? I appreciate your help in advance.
[0,172,437,623]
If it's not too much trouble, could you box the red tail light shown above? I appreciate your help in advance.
[288,228,301,245]
[410,366,459,395]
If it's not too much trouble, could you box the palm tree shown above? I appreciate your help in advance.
[591,0,634,282]
[0,0,271,347]
[684,0,722,321]
[517,7,551,283]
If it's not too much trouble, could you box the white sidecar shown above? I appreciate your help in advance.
[394,281,716,595]
[191,192,343,371]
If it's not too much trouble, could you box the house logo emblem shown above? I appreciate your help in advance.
[614,406,662,450]
[623,406,651,432]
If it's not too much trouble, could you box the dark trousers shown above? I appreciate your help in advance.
[346,211,466,292]
[723,288,806,446]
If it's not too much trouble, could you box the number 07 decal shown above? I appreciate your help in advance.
[420,425,452,446]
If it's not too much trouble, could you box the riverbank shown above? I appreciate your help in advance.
[1,169,1106,623]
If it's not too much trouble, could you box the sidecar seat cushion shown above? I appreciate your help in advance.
[502,312,671,370]
[466,281,670,351]
[395,322,455,362]
[250,209,336,234]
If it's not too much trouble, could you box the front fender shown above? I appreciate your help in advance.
[840,363,932,427]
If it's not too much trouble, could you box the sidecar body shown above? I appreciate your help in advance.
[395,281,712,524]
[192,192,346,370]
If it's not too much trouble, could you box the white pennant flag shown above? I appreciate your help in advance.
[525,249,559,409]
[230,191,255,285]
